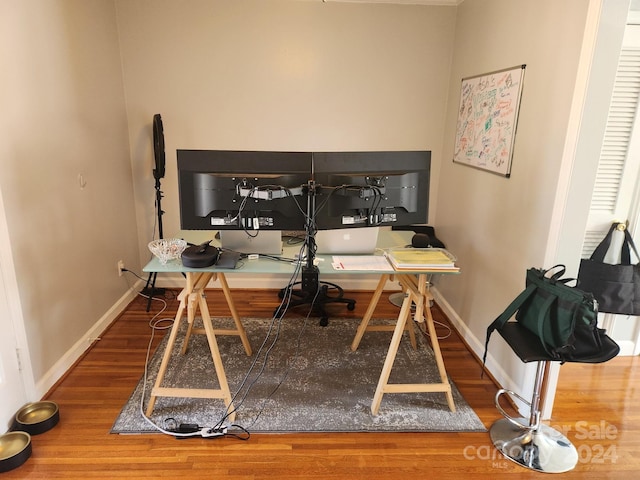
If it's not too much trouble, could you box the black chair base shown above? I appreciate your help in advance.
[490,417,578,473]
[276,281,356,326]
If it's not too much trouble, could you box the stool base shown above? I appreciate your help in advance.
[490,418,578,473]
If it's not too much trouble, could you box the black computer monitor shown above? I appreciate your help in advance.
[177,150,311,230]
[312,151,431,230]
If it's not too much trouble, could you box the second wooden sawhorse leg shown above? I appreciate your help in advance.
[351,274,417,352]
[352,272,455,415]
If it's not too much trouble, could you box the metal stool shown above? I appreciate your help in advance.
[490,322,619,473]
[490,323,578,472]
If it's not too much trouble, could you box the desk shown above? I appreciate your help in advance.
[143,230,459,417]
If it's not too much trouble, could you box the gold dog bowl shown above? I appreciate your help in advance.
[0,431,32,472]
[13,401,60,435]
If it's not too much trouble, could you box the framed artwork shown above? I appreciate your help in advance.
[453,65,526,177]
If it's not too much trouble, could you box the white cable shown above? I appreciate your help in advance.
[416,317,452,340]
[135,293,211,437]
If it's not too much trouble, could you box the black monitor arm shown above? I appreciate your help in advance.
[274,180,356,326]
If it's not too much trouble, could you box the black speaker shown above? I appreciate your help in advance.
[153,113,165,180]
[181,242,220,268]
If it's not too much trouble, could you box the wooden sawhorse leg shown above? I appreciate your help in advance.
[359,273,455,415]
[351,274,417,352]
[181,272,252,357]
[145,272,252,422]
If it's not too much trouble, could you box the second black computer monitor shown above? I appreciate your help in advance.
[312,151,430,230]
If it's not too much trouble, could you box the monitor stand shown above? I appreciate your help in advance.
[274,181,356,326]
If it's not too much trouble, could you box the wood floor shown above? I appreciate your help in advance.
[6,287,639,479]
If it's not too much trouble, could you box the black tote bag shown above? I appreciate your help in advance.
[577,222,640,316]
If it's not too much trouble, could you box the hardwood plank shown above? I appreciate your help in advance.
[2,288,637,479]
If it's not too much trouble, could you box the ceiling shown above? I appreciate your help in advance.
[321,0,462,5]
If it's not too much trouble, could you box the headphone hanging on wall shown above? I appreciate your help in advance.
[153,113,165,180]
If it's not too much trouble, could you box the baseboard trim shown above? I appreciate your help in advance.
[430,287,484,358]
[36,280,143,399]
[431,287,543,419]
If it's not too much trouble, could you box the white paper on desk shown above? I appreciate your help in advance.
[331,255,394,271]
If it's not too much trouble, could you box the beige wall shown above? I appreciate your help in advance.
[0,0,140,390]
[438,0,588,324]
[435,0,622,408]
[115,0,457,269]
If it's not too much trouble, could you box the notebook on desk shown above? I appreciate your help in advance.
[219,230,283,255]
[315,227,380,255]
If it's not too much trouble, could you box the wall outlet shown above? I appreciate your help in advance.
[117,260,125,277]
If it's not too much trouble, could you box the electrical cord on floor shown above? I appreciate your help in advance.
[242,303,316,431]
[124,278,235,439]
[162,418,250,440]
[210,241,319,433]
[214,266,303,422]
[415,316,452,340]
[135,299,248,440]
[115,258,239,438]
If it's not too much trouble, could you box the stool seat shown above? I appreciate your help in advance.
[498,321,620,365]
[496,322,554,363]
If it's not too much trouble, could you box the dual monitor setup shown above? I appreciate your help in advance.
[177,149,431,325]
[177,149,431,234]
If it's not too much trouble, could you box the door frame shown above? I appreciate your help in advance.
[541,0,632,419]
[0,184,35,428]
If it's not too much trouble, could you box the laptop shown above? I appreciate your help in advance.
[315,227,380,255]
[219,230,283,255]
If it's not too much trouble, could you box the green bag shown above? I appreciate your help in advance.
[483,265,619,364]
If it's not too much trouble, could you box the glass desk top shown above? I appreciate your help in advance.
[143,229,459,276]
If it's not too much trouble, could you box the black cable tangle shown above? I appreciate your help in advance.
[210,240,308,430]
[228,257,320,431]
[368,186,384,226]
[236,189,253,233]
[235,184,305,236]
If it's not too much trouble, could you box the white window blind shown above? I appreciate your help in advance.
[583,48,640,257]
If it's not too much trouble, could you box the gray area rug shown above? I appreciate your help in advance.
[112,317,486,434]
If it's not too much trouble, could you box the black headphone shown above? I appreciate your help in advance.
[411,233,432,248]
[410,231,445,249]
[153,114,165,180]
